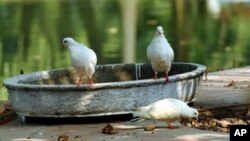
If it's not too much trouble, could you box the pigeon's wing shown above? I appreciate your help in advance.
[69,45,86,67]
[161,36,174,62]
[147,36,158,61]
[146,44,153,61]
[148,99,181,120]
[167,98,197,119]
[167,98,187,107]
[169,45,174,61]
[80,43,97,66]
[88,48,97,65]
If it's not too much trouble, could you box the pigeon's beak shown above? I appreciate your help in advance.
[156,31,162,36]
[61,44,65,48]
[193,116,198,120]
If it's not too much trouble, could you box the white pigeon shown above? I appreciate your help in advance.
[62,37,97,86]
[132,98,198,129]
[147,26,174,82]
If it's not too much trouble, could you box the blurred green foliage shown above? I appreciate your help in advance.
[1,0,250,100]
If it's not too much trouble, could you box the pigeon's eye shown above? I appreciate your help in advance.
[64,40,67,44]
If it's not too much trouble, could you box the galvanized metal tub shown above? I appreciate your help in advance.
[3,62,206,122]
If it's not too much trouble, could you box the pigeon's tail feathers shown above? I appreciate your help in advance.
[130,117,145,122]
[132,105,151,120]
[130,111,150,122]
[135,105,151,112]
[131,111,151,121]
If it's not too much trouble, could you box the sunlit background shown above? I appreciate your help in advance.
[1,0,250,100]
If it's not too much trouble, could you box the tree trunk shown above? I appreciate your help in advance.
[120,0,138,63]
[175,0,193,61]
[78,0,103,64]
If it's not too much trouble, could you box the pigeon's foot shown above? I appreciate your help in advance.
[76,81,84,86]
[167,123,178,129]
[164,72,169,83]
[88,77,95,85]
[165,76,169,83]
[153,72,158,80]
[89,81,95,85]
[76,77,84,86]
[167,126,177,129]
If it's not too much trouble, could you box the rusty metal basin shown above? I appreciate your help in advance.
[3,62,206,122]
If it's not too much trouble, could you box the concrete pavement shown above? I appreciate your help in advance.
[0,119,228,141]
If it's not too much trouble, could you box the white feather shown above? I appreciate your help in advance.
[132,98,198,124]
[63,37,97,84]
[147,26,174,75]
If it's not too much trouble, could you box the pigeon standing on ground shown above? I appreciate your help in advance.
[131,98,198,129]
[62,37,97,86]
[147,26,174,82]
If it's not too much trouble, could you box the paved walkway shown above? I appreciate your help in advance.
[0,120,228,141]
[196,67,250,109]
[1,66,250,141]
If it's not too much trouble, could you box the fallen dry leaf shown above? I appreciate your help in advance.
[144,124,156,131]
[0,108,5,114]
[226,80,236,87]
[191,120,200,127]
[102,123,119,134]
[216,120,231,128]
[247,120,250,124]
[246,107,250,118]
[180,106,249,133]
[204,69,208,81]
[57,135,69,141]
[209,119,217,127]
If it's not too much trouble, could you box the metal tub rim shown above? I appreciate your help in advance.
[3,62,206,91]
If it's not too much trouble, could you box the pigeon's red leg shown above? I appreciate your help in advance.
[77,81,83,86]
[89,81,94,85]
[165,72,169,83]
[76,77,83,86]
[75,77,80,85]
[88,77,95,85]
[167,123,177,129]
[153,72,158,80]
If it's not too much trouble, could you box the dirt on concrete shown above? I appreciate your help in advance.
[0,102,16,125]
[181,105,250,132]
[1,100,250,133]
